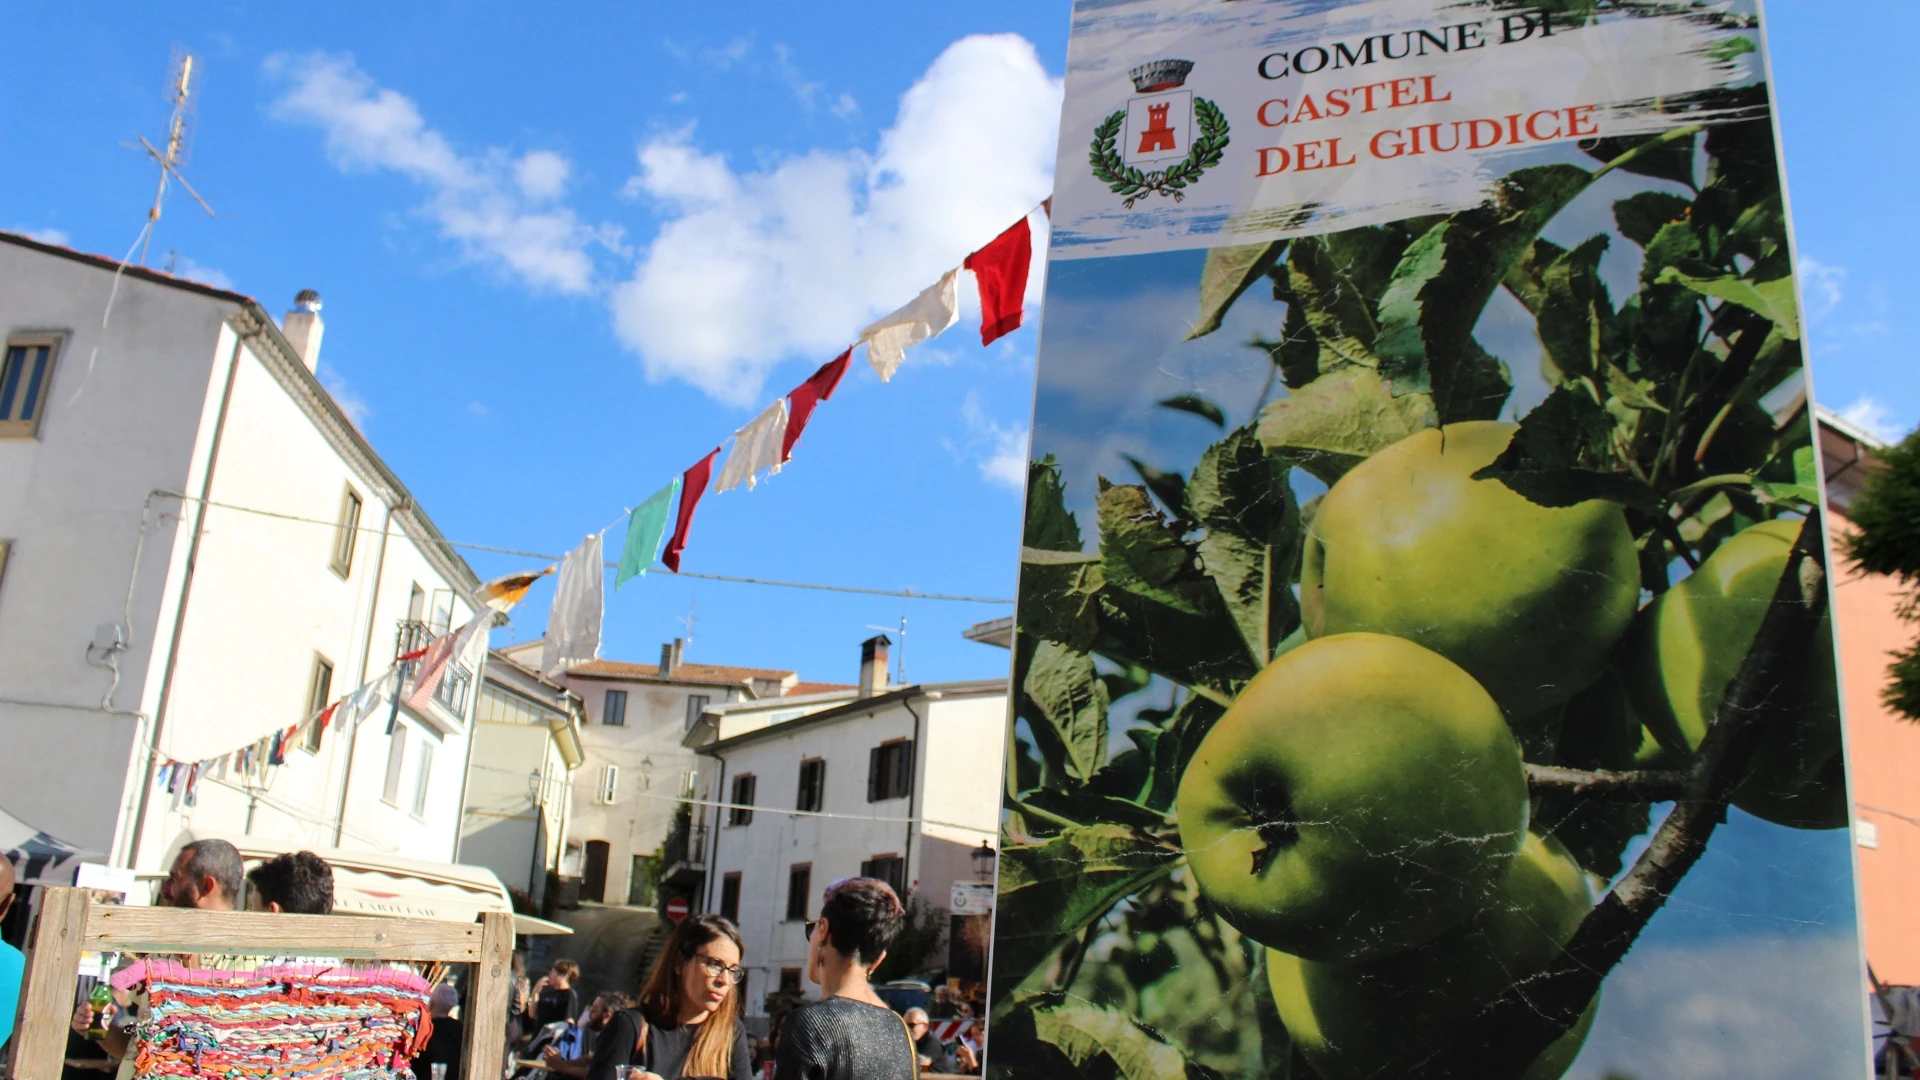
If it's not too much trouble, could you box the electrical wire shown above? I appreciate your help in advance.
[149,492,1014,605]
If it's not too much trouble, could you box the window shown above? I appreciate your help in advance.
[597,764,621,805]
[728,774,756,826]
[779,969,802,994]
[720,872,742,922]
[407,584,426,622]
[604,689,628,727]
[411,741,434,817]
[861,854,906,898]
[429,591,453,634]
[303,655,334,753]
[434,663,472,715]
[382,724,408,805]
[786,864,811,922]
[867,739,914,802]
[330,486,363,576]
[685,694,711,730]
[628,856,656,907]
[0,337,59,438]
[796,758,826,813]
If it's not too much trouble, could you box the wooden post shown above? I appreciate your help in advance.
[7,887,89,1080]
[463,912,515,1080]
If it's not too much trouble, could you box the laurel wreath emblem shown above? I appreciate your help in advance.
[1089,97,1230,209]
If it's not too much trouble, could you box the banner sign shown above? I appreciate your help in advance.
[990,3,1867,1079]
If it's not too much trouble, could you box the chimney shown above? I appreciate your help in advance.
[282,289,325,372]
[659,638,684,676]
[859,635,891,698]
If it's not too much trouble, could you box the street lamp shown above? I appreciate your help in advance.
[971,840,997,881]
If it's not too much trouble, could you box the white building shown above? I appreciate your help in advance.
[0,231,488,880]
[461,649,585,907]
[502,638,851,908]
[687,636,1005,1015]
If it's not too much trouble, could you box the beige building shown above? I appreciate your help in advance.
[459,649,585,908]
[500,638,849,907]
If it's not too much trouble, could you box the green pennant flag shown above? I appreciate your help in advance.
[617,478,681,589]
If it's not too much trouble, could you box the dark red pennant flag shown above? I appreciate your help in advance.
[964,215,1033,347]
[664,448,721,573]
[782,349,852,463]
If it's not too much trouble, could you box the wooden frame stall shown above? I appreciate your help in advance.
[5,888,514,1080]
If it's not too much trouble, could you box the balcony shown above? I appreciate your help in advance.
[394,619,472,728]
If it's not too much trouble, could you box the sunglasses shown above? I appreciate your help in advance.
[693,955,747,986]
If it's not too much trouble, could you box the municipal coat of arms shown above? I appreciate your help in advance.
[1090,59,1230,208]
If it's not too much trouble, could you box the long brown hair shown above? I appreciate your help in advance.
[637,914,745,1077]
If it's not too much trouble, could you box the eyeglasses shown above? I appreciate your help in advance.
[693,955,746,985]
[803,920,819,938]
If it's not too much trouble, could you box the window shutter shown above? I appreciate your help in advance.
[901,740,915,799]
[868,746,883,803]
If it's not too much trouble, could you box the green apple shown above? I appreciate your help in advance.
[1267,833,1599,1080]
[1618,518,1847,829]
[1301,421,1640,719]
[1176,632,1528,962]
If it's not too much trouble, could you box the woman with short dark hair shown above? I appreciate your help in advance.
[774,877,917,1080]
[587,914,752,1080]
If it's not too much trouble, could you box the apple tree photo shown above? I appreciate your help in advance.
[986,79,1843,1080]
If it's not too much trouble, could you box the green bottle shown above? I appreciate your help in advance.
[84,983,112,1041]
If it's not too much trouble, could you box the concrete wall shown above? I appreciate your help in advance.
[462,719,563,895]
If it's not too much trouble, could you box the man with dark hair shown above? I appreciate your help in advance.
[246,851,334,915]
[159,839,244,910]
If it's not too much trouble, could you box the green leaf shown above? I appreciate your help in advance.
[1019,786,1167,833]
[1023,641,1112,783]
[1582,130,1699,188]
[1502,238,1566,316]
[1186,425,1300,663]
[1373,165,1591,421]
[1124,456,1190,519]
[1018,460,1103,652]
[1031,998,1207,1080]
[1613,191,1694,248]
[1157,394,1227,429]
[992,828,1179,990]
[1025,456,1084,552]
[1257,366,1436,484]
[1535,235,1613,383]
[1256,300,1321,391]
[1706,35,1758,64]
[1656,268,1801,339]
[1097,482,1216,617]
[1284,233,1401,373]
[1187,240,1287,340]
[1473,385,1665,511]
[1760,444,1820,505]
[1144,695,1225,813]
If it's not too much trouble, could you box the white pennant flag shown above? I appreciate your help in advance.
[859,267,960,381]
[542,534,605,679]
[714,398,790,493]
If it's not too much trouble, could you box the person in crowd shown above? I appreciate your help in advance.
[533,960,582,1029]
[508,952,533,1052]
[415,983,465,1080]
[0,857,22,1049]
[586,915,751,1080]
[927,986,955,1020]
[952,1038,980,1075]
[542,993,631,1078]
[246,851,334,915]
[774,878,917,1080]
[903,1009,955,1074]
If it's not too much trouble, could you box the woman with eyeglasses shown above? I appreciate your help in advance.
[586,914,753,1080]
[775,877,917,1080]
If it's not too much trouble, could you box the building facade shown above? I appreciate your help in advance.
[503,638,851,908]
[0,231,486,881]
[460,649,585,907]
[690,637,1005,1016]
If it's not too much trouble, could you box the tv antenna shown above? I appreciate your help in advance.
[136,50,216,265]
[677,597,697,654]
[866,611,908,686]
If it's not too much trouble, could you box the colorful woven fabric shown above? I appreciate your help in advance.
[131,960,434,1080]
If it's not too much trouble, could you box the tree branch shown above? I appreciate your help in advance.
[1525,763,1690,803]
[1408,514,1831,1079]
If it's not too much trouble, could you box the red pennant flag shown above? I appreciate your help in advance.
[317,701,338,731]
[664,448,721,573]
[782,350,851,463]
[964,215,1033,347]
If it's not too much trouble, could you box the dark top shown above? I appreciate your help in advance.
[774,998,916,1080]
[535,985,581,1028]
[912,1031,955,1074]
[417,1016,464,1080]
[586,1008,754,1080]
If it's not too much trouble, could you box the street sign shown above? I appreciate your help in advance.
[950,881,995,914]
[664,897,689,922]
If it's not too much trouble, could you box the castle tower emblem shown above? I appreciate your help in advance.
[1089,58,1228,207]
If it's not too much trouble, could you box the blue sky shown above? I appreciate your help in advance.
[0,0,1910,691]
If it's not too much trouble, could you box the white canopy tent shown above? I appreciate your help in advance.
[0,805,102,886]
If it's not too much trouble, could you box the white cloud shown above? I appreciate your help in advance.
[958,392,1030,491]
[611,34,1061,404]
[171,256,235,291]
[17,226,71,247]
[1840,395,1903,443]
[265,52,611,295]
[1797,256,1846,322]
[467,400,490,418]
